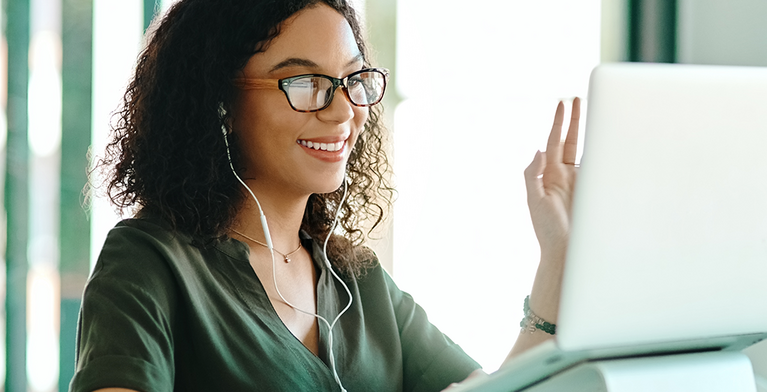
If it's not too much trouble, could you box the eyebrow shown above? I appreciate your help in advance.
[269,53,365,73]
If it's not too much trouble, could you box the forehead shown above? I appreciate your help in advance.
[244,4,362,76]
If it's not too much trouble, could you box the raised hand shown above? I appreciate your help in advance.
[481,99,584,365]
[524,98,581,259]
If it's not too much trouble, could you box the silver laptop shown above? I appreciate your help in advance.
[455,62,767,391]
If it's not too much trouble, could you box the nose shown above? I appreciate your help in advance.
[317,85,355,124]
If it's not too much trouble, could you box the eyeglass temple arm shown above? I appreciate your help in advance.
[232,78,280,90]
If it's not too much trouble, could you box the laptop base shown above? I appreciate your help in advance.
[524,351,756,392]
[454,332,767,392]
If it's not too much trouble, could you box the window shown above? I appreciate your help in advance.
[392,0,600,371]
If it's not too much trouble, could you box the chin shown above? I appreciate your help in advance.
[305,173,344,194]
[314,173,347,195]
[318,181,345,195]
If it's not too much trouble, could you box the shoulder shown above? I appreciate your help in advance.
[344,247,412,310]
[93,218,188,276]
[89,216,230,297]
[90,216,249,294]
[84,218,189,308]
[105,216,190,250]
[96,216,244,269]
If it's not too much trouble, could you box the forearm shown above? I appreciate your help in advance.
[505,248,566,362]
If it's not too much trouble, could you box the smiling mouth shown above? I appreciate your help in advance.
[298,139,345,152]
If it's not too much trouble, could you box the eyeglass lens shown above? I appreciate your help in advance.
[284,70,385,111]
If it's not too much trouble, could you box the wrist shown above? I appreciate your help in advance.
[539,243,567,264]
[519,295,557,335]
[528,257,564,323]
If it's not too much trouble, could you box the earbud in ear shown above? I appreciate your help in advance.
[218,103,230,136]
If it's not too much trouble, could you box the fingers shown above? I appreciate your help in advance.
[546,102,565,167]
[563,97,581,165]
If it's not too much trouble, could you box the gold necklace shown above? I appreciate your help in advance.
[231,229,303,263]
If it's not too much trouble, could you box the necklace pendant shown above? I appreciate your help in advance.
[284,256,290,263]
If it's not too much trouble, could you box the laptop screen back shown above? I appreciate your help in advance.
[557,63,767,352]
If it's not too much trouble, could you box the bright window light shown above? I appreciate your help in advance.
[393,0,600,372]
[90,0,144,267]
[28,31,62,157]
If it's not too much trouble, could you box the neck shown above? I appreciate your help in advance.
[232,180,309,253]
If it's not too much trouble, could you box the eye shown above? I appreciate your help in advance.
[347,76,364,89]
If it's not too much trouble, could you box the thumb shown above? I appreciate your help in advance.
[524,150,546,203]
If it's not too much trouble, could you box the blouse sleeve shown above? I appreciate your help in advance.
[382,270,481,392]
[70,224,178,392]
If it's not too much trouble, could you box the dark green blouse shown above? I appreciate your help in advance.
[70,218,480,392]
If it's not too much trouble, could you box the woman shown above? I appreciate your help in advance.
[71,0,580,391]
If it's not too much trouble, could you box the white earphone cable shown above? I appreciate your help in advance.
[224,128,352,392]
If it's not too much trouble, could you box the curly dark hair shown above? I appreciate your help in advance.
[93,0,394,276]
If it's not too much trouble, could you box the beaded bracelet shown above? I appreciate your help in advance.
[519,295,556,335]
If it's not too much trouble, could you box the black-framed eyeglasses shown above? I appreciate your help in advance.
[233,68,389,113]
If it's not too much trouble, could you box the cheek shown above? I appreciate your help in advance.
[232,92,292,136]
[349,108,370,153]
[353,107,370,130]
[231,93,259,131]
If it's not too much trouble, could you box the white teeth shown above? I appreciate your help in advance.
[299,140,344,152]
